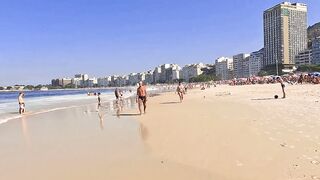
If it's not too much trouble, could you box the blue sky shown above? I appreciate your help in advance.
[0,0,319,86]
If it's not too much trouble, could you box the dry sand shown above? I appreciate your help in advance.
[137,84,320,180]
[0,84,319,179]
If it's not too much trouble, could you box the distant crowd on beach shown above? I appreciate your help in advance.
[216,73,320,86]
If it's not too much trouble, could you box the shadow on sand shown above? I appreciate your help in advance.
[114,113,141,117]
[160,102,180,105]
[251,98,275,101]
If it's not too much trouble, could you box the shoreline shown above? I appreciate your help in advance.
[0,86,171,126]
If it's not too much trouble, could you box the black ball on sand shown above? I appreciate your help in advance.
[274,95,279,99]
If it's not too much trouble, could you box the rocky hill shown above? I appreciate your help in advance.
[308,22,320,48]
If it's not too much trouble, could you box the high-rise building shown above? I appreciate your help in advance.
[153,67,162,84]
[182,63,206,82]
[249,48,264,76]
[144,71,154,84]
[215,57,233,80]
[263,2,307,66]
[233,53,250,78]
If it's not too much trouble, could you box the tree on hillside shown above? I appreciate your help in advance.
[65,84,76,89]
[0,87,4,90]
[35,85,43,90]
[24,85,35,90]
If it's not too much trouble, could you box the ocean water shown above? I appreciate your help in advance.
[0,88,135,125]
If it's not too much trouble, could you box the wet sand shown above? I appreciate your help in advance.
[0,99,212,180]
[0,84,319,179]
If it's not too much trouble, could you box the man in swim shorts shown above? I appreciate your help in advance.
[136,81,147,115]
[176,82,185,103]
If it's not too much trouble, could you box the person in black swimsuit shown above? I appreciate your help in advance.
[136,82,147,115]
[97,93,101,109]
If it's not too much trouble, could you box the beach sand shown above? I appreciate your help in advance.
[0,84,319,179]
[137,84,320,180]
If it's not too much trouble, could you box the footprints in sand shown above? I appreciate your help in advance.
[311,160,320,165]
[311,175,320,180]
[279,143,295,149]
[280,143,287,147]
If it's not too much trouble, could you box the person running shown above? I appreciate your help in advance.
[97,92,101,109]
[277,77,286,99]
[136,81,147,115]
[176,82,185,103]
[18,92,25,114]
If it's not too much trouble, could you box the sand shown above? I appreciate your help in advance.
[0,84,319,179]
[138,84,320,180]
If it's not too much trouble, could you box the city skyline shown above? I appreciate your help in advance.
[1,0,320,86]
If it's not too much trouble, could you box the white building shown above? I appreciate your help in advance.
[153,67,162,83]
[233,53,250,78]
[172,68,181,81]
[71,77,82,88]
[155,64,181,83]
[249,48,264,76]
[138,73,146,82]
[215,57,233,80]
[182,63,206,82]
[74,74,89,87]
[160,64,172,83]
[144,71,154,84]
[165,64,181,82]
[128,73,139,85]
[97,77,111,87]
[87,78,98,87]
[113,76,128,87]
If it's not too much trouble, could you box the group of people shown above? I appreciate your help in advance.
[218,73,320,86]
[21,72,308,115]
[96,82,148,115]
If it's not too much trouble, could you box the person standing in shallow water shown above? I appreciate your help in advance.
[97,93,101,109]
[18,92,25,114]
[136,81,147,115]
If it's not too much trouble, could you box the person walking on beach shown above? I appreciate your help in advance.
[176,82,185,103]
[97,93,101,109]
[277,77,286,99]
[136,81,147,115]
[18,92,25,114]
[115,88,121,100]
